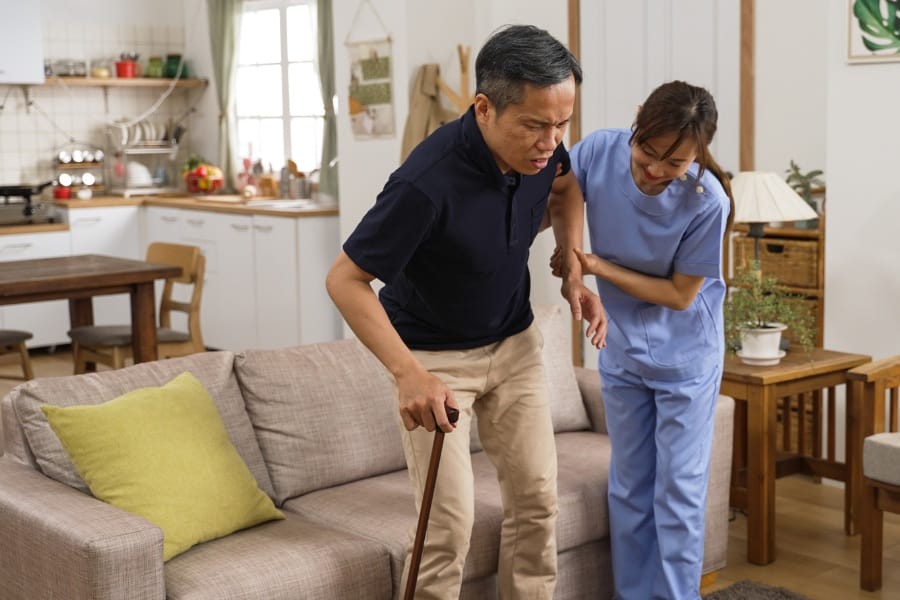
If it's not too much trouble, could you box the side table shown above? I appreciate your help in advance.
[722,348,871,565]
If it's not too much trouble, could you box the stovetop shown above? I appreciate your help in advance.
[0,181,58,225]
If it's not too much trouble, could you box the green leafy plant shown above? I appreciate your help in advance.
[724,264,815,355]
[784,160,824,208]
[854,0,900,53]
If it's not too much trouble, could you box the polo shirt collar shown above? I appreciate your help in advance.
[460,106,513,190]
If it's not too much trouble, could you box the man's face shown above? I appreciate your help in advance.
[475,75,576,175]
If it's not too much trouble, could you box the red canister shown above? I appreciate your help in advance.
[115,60,137,78]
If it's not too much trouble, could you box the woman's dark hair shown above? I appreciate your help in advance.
[631,80,735,235]
[475,24,582,113]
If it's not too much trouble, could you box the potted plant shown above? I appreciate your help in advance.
[784,160,825,229]
[724,263,815,365]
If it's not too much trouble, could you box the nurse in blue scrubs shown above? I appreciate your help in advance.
[548,80,735,599]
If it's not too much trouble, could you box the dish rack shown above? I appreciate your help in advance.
[106,121,181,197]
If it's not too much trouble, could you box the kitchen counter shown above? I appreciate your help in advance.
[53,197,144,209]
[54,194,339,218]
[0,223,69,235]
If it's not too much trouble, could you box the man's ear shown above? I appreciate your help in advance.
[473,93,492,122]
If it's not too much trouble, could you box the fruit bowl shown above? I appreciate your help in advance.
[184,172,224,194]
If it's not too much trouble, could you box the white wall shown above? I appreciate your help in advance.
[578,1,740,172]
[755,0,827,173]
[825,0,900,360]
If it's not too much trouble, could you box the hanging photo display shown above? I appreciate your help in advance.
[346,38,395,138]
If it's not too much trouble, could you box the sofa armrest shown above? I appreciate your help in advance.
[575,366,606,434]
[0,458,165,600]
[702,394,735,575]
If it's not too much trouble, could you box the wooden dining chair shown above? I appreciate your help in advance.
[68,242,206,374]
[0,329,35,381]
[850,356,900,591]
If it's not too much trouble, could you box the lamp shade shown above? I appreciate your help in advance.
[731,171,818,224]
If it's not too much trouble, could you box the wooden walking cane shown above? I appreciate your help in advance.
[403,405,460,600]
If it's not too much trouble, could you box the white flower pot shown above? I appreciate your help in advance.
[738,323,787,366]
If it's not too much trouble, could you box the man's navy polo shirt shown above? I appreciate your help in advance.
[343,106,570,350]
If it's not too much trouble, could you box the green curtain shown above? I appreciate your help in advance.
[206,0,242,193]
[316,0,339,202]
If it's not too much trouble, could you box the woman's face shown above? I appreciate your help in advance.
[630,131,698,195]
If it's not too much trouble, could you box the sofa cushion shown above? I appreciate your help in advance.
[533,303,591,433]
[164,514,392,600]
[235,339,406,505]
[10,351,276,499]
[285,430,611,591]
[41,371,285,561]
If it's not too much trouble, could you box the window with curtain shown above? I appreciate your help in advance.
[236,0,323,176]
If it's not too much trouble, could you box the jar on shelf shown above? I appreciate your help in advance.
[163,54,184,78]
[145,56,164,78]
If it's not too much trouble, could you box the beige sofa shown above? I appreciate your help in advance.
[0,304,734,600]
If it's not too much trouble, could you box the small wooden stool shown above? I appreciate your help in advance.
[0,329,35,381]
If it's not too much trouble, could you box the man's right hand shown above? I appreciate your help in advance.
[397,367,458,433]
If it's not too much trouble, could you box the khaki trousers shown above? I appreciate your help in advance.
[398,323,558,599]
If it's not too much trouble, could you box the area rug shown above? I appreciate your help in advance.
[703,580,811,600]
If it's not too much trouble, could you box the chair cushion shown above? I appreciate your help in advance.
[864,432,900,486]
[68,325,189,346]
[0,329,33,345]
[41,371,284,561]
[10,350,276,499]
[69,324,133,346]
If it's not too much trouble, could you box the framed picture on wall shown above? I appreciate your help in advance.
[848,0,900,63]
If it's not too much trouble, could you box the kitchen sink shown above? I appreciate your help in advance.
[244,199,315,209]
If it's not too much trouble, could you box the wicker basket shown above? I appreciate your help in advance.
[734,237,819,289]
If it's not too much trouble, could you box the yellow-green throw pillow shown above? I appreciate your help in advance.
[41,371,284,561]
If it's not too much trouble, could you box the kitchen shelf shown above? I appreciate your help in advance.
[43,76,208,89]
[117,142,179,156]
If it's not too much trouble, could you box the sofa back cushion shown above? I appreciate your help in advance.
[533,303,591,433]
[9,351,276,499]
[234,339,405,505]
[1,394,33,464]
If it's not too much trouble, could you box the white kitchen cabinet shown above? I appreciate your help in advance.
[142,204,341,351]
[252,215,299,349]
[60,205,141,325]
[204,212,256,351]
[144,206,184,245]
[252,214,341,349]
[0,230,72,347]
[295,216,341,344]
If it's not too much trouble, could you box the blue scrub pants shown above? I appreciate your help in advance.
[600,361,721,600]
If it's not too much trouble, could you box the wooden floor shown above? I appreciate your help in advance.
[2,349,900,599]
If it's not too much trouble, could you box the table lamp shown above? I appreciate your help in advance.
[731,171,818,263]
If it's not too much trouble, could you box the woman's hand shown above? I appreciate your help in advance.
[572,248,606,277]
[550,246,607,278]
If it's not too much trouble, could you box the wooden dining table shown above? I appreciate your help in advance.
[0,254,182,364]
